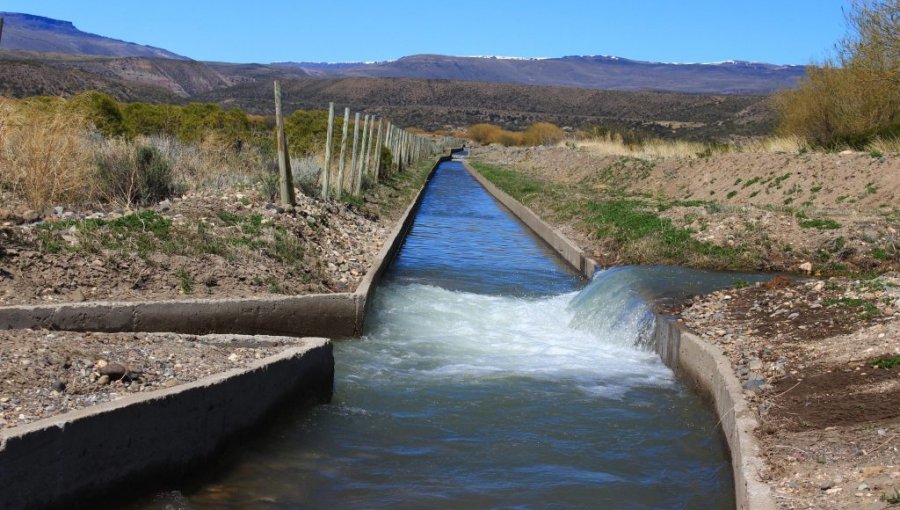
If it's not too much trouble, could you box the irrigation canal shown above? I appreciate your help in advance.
[131,158,757,509]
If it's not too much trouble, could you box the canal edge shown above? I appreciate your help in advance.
[462,160,777,510]
[0,336,333,510]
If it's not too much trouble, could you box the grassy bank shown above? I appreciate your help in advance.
[471,161,759,271]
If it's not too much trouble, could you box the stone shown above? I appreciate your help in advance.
[99,362,128,380]
[799,262,813,275]
[22,210,40,223]
[97,375,110,385]
[157,199,173,212]
[743,373,768,392]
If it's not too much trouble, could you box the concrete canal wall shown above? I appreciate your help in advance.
[0,336,333,510]
[462,159,776,510]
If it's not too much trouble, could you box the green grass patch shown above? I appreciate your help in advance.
[799,218,841,230]
[871,356,900,369]
[824,297,880,320]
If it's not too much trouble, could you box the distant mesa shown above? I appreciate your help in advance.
[0,12,188,60]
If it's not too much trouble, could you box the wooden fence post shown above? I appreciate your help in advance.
[322,102,334,200]
[364,116,376,178]
[336,107,350,200]
[349,112,361,195]
[356,114,370,195]
[373,118,384,182]
[273,81,295,208]
[385,123,394,176]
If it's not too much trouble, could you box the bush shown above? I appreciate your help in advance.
[95,143,174,207]
[523,122,565,146]
[466,122,565,147]
[777,0,899,148]
[291,156,322,198]
[0,97,96,208]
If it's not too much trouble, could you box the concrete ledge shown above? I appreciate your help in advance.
[654,318,776,510]
[0,336,334,510]
[0,293,359,338]
[461,160,597,279]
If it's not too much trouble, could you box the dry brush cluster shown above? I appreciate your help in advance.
[0,96,270,210]
[777,0,899,149]
[467,122,565,147]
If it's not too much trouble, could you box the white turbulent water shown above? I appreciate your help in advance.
[351,283,673,401]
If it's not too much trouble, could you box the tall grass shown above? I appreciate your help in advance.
[0,97,96,209]
[0,97,272,209]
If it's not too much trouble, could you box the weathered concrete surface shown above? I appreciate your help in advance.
[654,318,777,510]
[0,293,359,338]
[0,336,333,510]
[461,160,597,279]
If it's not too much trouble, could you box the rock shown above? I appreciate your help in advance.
[97,375,110,385]
[22,210,40,223]
[743,373,768,392]
[748,357,763,370]
[227,353,240,363]
[51,206,64,217]
[99,362,128,380]
[157,199,173,212]
[70,290,86,302]
[799,262,813,275]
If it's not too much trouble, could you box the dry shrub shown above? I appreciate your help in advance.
[565,132,718,159]
[467,123,503,144]
[467,122,564,147]
[867,136,900,154]
[777,0,899,147]
[0,97,96,209]
[740,136,809,153]
[523,122,565,146]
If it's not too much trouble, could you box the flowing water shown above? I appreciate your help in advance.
[133,160,762,509]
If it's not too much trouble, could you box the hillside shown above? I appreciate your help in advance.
[276,54,806,95]
[0,12,187,59]
[198,77,775,138]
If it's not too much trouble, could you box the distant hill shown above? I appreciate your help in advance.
[196,77,776,139]
[0,12,187,59]
[275,54,807,95]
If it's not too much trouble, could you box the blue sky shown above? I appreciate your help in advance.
[3,0,851,64]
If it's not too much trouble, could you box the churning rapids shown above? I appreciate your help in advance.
[132,159,758,509]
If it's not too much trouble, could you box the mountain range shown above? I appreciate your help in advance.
[0,11,798,138]
[0,12,805,95]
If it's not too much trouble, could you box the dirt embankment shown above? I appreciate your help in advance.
[679,276,900,510]
[0,163,430,305]
[472,145,900,275]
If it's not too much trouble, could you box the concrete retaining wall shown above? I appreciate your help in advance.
[462,161,596,279]
[464,159,775,510]
[652,319,776,510]
[0,336,333,510]
[0,154,453,339]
